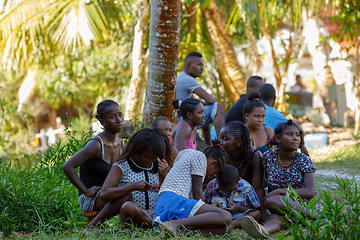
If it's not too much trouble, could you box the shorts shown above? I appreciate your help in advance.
[153,191,205,226]
[178,102,218,129]
[79,190,101,213]
[231,209,256,220]
[197,102,218,129]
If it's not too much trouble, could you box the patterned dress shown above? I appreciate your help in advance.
[262,149,320,210]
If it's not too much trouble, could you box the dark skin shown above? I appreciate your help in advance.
[160,158,232,237]
[211,182,262,228]
[62,105,124,211]
[220,127,267,222]
[172,103,205,151]
[261,125,316,234]
[89,150,169,229]
[184,56,225,144]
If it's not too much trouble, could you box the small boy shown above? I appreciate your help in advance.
[204,165,262,228]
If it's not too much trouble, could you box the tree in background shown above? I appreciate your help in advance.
[237,0,321,114]
[142,0,181,123]
[328,1,360,133]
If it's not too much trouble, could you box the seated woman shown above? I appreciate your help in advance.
[171,99,205,151]
[86,128,174,232]
[242,120,319,239]
[243,92,274,153]
[219,121,266,221]
[62,100,124,220]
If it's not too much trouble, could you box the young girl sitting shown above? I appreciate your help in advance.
[153,140,232,237]
[244,92,274,153]
[171,99,205,151]
[62,99,124,217]
[219,121,266,221]
[88,128,174,230]
[242,120,319,239]
[152,116,179,157]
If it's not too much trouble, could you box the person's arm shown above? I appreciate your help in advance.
[265,126,274,142]
[191,175,204,201]
[158,159,169,184]
[193,87,216,105]
[62,140,101,197]
[251,150,266,218]
[226,202,252,214]
[264,172,315,200]
[100,165,152,201]
[173,125,192,151]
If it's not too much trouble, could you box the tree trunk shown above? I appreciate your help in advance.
[124,0,150,120]
[204,0,247,105]
[142,0,181,124]
[353,43,360,134]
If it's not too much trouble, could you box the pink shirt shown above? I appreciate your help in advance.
[170,122,196,150]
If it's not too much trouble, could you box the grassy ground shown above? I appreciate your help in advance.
[4,143,360,240]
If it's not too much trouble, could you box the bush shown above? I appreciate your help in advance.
[0,129,92,236]
[282,177,360,240]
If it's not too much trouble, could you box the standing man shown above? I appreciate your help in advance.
[176,51,225,145]
[225,76,264,123]
[290,75,307,92]
[259,83,287,130]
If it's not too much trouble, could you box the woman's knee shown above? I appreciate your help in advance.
[264,196,284,212]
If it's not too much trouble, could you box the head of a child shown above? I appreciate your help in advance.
[172,99,205,126]
[216,165,240,196]
[244,92,266,130]
[202,139,227,177]
[273,119,301,150]
[95,99,124,133]
[120,128,174,168]
[152,116,172,140]
[220,121,250,162]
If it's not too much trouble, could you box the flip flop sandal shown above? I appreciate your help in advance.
[241,215,269,239]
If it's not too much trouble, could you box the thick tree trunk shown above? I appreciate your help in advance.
[124,0,150,120]
[142,0,180,124]
[204,0,247,105]
[353,45,360,133]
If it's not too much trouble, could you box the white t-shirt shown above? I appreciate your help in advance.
[159,149,207,198]
[176,71,201,100]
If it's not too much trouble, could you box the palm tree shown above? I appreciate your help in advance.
[142,0,181,123]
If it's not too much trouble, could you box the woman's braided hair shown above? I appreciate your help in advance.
[172,98,202,119]
[202,139,227,172]
[223,121,251,166]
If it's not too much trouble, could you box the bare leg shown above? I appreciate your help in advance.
[213,103,225,138]
[88,193,132,227]
[263,214,288,234]
[120,201,153,228]
[202,124,211,146]
[162,204,231,236]
[231,210,262,229]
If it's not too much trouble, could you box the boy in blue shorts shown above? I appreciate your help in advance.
[204,165,264,230]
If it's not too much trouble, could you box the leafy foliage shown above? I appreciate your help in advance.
[281,177,360,240]
[0,129,92,236]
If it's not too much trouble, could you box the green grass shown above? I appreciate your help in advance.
[2,132,360,239]
[311,143,360,174]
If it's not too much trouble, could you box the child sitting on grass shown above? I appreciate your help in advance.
[153,140,232,237]
[204,165,262,229]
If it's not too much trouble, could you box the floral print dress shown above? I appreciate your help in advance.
[262,149,320,210]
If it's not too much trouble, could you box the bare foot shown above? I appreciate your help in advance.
[160,221,177,238]
[83,227,100,238]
